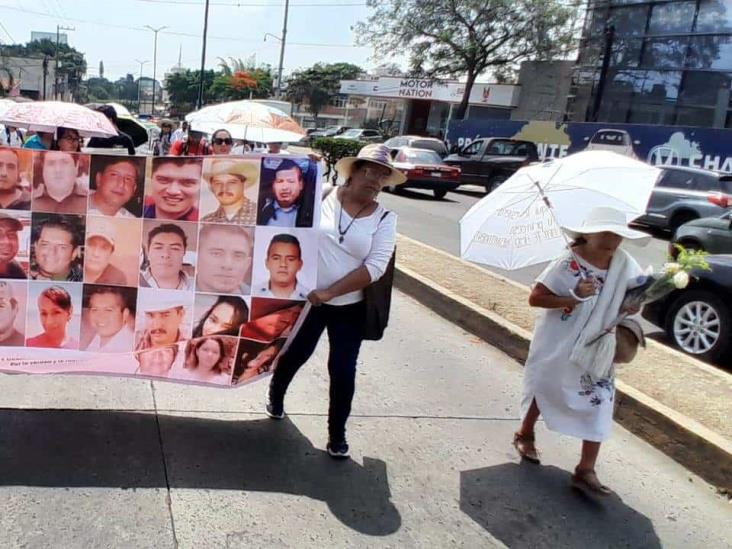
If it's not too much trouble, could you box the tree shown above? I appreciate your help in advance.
[285,62,363,125]
[210,58,274,101]
[355,0,578,120]
[166,69,216,114]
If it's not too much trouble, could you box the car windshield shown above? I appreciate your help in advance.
[410,139,447,155]
[342,129,361,137]
[590,131,626,144]
[486,140,527,155]
[401,150,443,164]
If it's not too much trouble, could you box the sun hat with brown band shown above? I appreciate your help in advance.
[335,143,407,187]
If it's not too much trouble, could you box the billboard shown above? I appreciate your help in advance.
[447,119,732,173]
[31,31,67,44]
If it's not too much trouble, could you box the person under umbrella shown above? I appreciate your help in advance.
[87,106,136,155]
[52,127,82,153]
[210,129,234,155]
[152,119,175,156]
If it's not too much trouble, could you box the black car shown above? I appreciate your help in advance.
[444,137,539,193]
[672,211,732,254]
[642,254,732,364]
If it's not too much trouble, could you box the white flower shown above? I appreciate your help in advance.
[664,262,681,275]
[673,271,690,289]
[644,265,654,276]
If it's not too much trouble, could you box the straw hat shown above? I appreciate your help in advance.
[335,143,407,186]
[561,207,650,244]
[203,159,259,185]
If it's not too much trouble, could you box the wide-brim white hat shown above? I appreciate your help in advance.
[335,143,407,186]
[561,206,650,245]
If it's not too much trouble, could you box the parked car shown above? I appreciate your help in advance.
[584,129,639,158]
[384,135,449,158]
[334,128,383,143]
[642,254,732,363]
[388,147,461,199]
[308,125,350,139]
[671,211,732,255]
[444,137,539,193]
[634,166,732,232]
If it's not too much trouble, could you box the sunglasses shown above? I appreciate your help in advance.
[213,138,233,146]
[360,165,390,183]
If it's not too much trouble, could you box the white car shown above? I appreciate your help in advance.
[584,129,639,158]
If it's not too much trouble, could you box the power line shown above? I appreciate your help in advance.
[0,5,366,47]
[0,20,15,43]
[132,0,367,6]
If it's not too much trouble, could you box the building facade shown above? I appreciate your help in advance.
[568,0,732,128]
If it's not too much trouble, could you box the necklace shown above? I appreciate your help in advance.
[337,199,370,243]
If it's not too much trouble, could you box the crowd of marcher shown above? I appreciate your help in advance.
[0,103,648,497]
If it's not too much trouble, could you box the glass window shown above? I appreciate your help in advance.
[687,36,732,71]
[404,150,443,164]
[611,38,643,67]
[693,172,721,191]
[589,130,629,145]
[642,37,689,69]
[609,5,650,36]
[628,102,677,125]
[462,139,484,155]
[648,1,695,35]
[696,0,732,33]
[676,106,717,126]
[636,71,682,102]
[657,169,696,189]
[679,71,732,106]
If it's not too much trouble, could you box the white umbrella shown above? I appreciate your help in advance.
[0,101,117,138]
[459,151,661,270]
[185,100,306,143]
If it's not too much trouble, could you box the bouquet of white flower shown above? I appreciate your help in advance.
[586,245,711,346]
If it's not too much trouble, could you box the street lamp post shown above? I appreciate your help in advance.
[264,0,290,99]
[144,25,168,116]
[54,24,74,100]
[134,59,149,115]
[196,0,211,109]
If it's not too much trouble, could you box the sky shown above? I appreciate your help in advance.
[0,0,398,81]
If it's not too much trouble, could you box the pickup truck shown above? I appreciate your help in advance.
[444,138,539,193]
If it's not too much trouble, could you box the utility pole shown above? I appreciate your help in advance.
[54,24,74,100]
[196,0,210,109]
[276,0,289,98]
[42,56,49,100]
[144,25,168,116]
[590,24,615,122]
[135,59,149,115]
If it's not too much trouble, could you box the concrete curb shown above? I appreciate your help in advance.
[394,261,732,492]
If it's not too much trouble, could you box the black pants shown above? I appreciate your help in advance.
[269,301,365,442]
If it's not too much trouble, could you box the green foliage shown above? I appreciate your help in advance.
[671,245,712,272]
[165,69,217,114]
[312,137,364,181]
[355,0,579,119]
[285,63,364,123]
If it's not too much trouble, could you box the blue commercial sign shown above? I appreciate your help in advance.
[447,119,732,172]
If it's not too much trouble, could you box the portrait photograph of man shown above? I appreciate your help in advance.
[200,158,260,225]
[135,288,192,350]
[81,285,137,353]
[0,148,32,210]
[84,216,142,286]
[144,157,202,221]
[26,281,82,349]
[256,157,316,228]
[32,151,89,214]
[30,213,84,282]
[88,155,145,218]
[195,223,254,295]
[134,343,182,378]
[252,233,311,300]
[140,220,197,291]
[0,210,30,279]
[0,280,28,347]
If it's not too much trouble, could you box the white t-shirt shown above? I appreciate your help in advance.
[318,189,397,306]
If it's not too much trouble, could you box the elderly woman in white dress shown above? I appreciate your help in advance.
[513,207,648,496]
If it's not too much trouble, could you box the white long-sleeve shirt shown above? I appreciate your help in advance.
[318,189,397,306]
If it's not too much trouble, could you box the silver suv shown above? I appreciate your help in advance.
[634,166,732,232]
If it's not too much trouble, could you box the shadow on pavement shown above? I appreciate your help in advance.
[460,462,661,549]
[0,410,401,537]
[451,189,486,199]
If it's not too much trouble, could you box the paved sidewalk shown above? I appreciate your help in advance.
[0,293,729,548]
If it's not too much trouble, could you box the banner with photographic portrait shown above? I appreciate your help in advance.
[0,146,320,387]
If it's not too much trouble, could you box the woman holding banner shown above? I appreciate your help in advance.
[265,144,405,459]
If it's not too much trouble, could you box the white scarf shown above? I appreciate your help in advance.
[569,248,637,380]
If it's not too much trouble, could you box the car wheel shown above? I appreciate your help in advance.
[664,289,731,363]
[485,175,507,193]
[669,212,698,232]
[433,189,447,199]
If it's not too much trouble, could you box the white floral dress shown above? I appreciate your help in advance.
[520,252,630,442]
